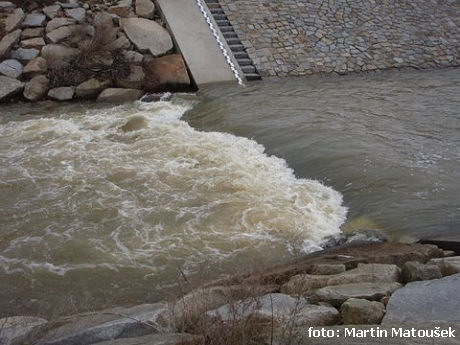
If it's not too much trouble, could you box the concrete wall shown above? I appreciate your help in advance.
[218,0,460,77]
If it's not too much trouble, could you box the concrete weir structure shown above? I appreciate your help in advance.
[155,0,241,86]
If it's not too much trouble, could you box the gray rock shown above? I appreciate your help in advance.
[0,76,24,101]
[402,261,442,283]
[97,88,143,103]
[120,18,173,56]
[65,7,86,22]
[48,87,74,101]
[207,293,340,327]
[0,29,21,59]
[0,1,15,9]
[75,78,111,98]
[58,0,79,9]
[4,8,25,32]
[340,298,385,324]
[41,44,79,63]
[46,17,76,33]
[383,274,460,324]
[23,56,48,76]
[282,263,401,296]
[96,333,202,345]
[20,37,46,48]
[0,59,22,78]
[310,264,346,275]
[122,50,144,63]
[10,48,40,61]
[93,11,113,26]
[21,27,44,39]
[34,303,171,345]
[0,316,48,345]
[429,256,460,276]
[46,25,78,44]
[43,5,61,19]
[105,34,131,50]
[22,13,46,27]
[135,0,155,19]
[314,282,402,307]
[116,65,145,89]
[23,74,49,101]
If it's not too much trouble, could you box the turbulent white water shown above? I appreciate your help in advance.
[0,96,347,303]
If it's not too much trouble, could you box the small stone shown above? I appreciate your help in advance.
[76,78,111,98]
[105,34,131,50]
[22,13,46,27]
[4,8,25,32]
[48,86,75,101]
[46,17,76,32]
[21,27,44,39]
[0,29,21,59]
[23,56,48,76]
[0,59,22,78]
[402,261,442,283]
[135,0,154,19]
[23,74,49,101]
[20,37,46,49]
[46,25,78,44]
[10,48,40,61]
[58,0,79,9]
[97,88,143,103]
[65,7,86,22]
[393,57,404,64]
[341,298,385,324]
[43,5,62,19]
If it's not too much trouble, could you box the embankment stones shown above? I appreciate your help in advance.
[382,273,460,324]
[4,8,25,32]
[48,87,75,101]
[41,44,79,63]
[0,316,47,345]
[0,76,24,101]
[0,29,21,58]
[22,13,46,27]
[97,88,143,102]
[23,75,49,101]
[401,261,442,283]
[0,59,22,78]
[120,18,173,56]
[10,48,39,61]
[135,0,154,19]
[23,56,48,76]
[96,333,201,345]
[340,298,385,324]
[144,54,191,92]
[429,256,460,276]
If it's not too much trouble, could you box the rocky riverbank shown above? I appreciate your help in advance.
[0,0,192,103]
[1,241,459,345]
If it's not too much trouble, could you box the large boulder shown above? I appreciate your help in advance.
[207,293,340,327]
[116,65,144,89]
[0,59,22,78]
[144,54,191,92]
[0,316,48,345]
[75,78,111,98]
[97,88,143,103]
[313,282,402,307]
[429,256,460,276]
[23,74,49,101]
[33,303,172,345]
[281,263,401,296]
[0,75,24,101]
[120,18,173,57]
[4,8,25,32]
[135,0,155,19]
[48,86,75,101]
[0,29,21,58]
[23,56,48,76]
[41,44,80,63]
[401,261,442,283]
[382,274,460,324]
[340,298,385,324]
[96,333,201,345]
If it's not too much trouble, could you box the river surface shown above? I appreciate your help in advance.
[0,69,459,317]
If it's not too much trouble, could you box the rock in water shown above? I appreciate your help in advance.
[0,76,24,101]
[382,273,460,324]
[75,78,111,99]
[23,75,49,101]
[0,316,47,345]
[120,18,173,56]
[48,87,75,101]
[144,54,191,92]
[97,88,143,103]
[401,261,442,283]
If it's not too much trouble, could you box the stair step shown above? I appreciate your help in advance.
[230,44,245,52]
[206,3,220,8]
[204,0,218,3]
[226,37,241,45]
[210,9,224,14]
[241,65,256,73]
[223,32,238,38]
[236,58,252,66]
[233,51,249,59]
[215,19,229,26]
[245,73,261,81]
[212,14,227,20]
[219,26,234,32]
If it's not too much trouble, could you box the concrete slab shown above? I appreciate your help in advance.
[156,0,237,86]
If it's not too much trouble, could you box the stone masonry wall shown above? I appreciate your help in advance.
[218,0,460,77]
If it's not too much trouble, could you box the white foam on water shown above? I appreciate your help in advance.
[0,97,347,277]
